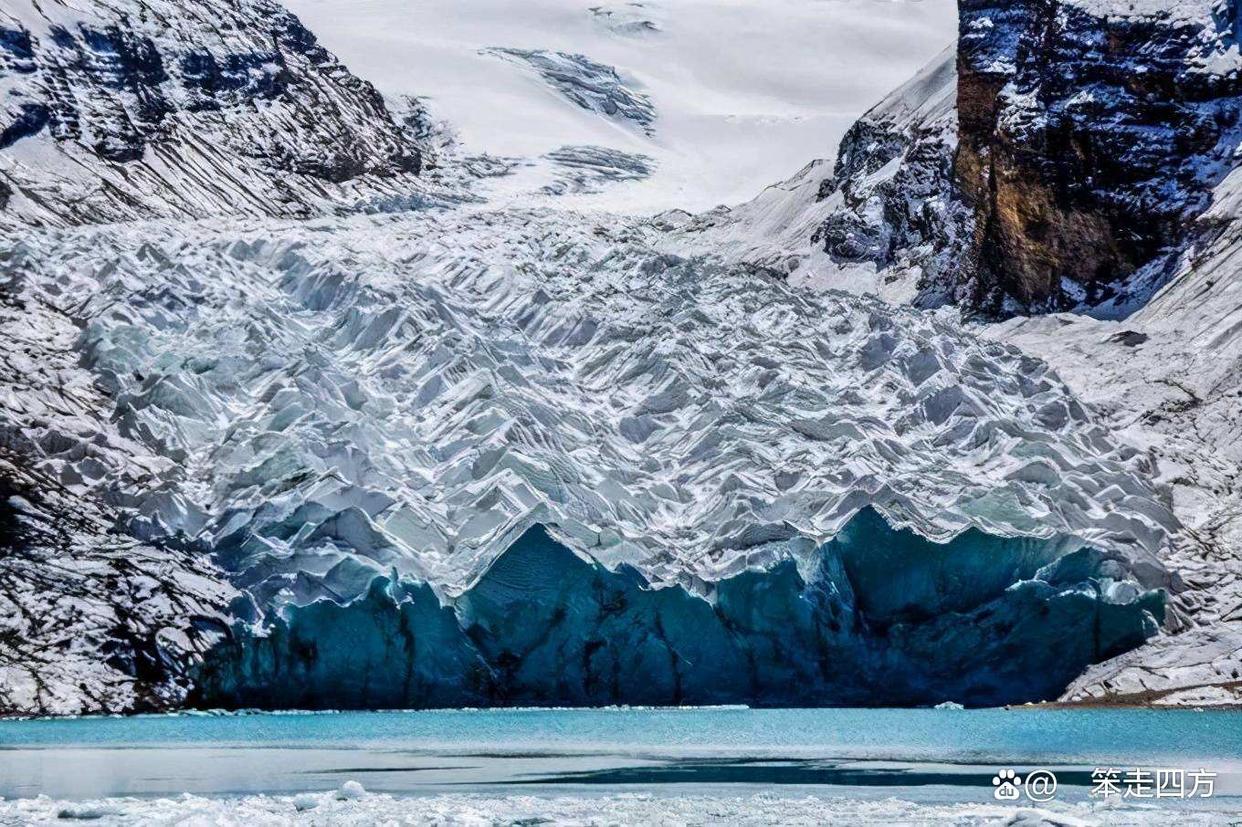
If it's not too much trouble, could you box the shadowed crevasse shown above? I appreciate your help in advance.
[192,508,1164,709]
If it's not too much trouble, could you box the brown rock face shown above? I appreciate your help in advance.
[954,0,1242,314]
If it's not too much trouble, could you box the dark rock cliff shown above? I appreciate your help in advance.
[817,0,1242,317]
[956,0,1241,313]
[0,0,424,226]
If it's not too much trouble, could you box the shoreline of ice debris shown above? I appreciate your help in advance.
[5,784,1242,826]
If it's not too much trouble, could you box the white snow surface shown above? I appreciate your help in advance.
[282,0,957,214]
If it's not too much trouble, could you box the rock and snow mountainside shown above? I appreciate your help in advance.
[999,165,1242,707]
[0,0,424,227]
[0,249,237,713]
[809,46,967,304]
[0,0,1234,713]
[813,0,1242,317]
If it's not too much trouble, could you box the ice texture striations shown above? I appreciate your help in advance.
[2,203,1176,711]
[542,145,654,195]
[482,48,656,134]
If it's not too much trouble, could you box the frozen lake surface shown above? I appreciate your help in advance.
[1,707,1240,823]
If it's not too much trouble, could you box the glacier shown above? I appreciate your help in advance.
[195,517,1162,710]
[2,202,1175,712]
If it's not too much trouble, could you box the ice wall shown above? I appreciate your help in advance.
[195,511,1163,709]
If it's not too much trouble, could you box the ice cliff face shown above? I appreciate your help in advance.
[196,518,1161,709]
[0,0,423,227]
[815,0,1242,317]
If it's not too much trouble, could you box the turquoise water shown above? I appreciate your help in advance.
[1,707,1239,802]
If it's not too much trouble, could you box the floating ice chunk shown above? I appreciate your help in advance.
[293,793,320,811]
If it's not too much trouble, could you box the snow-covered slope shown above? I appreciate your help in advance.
[0,0,427,226]
[283,0,957,213]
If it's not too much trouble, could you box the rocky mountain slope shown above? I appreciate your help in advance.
[0,0,425,227]
[814,0,1242,318]
[0,243,236,713]
[0,0,435,712]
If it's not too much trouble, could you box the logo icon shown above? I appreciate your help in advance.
[992,769,1022,801]
[1024,768,1058,802]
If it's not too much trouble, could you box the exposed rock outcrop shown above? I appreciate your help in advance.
[811,47,971,306]
[816,0,1242,317]
[955,0,1242,314]
[0,0,424,226]
[482,48,656,135]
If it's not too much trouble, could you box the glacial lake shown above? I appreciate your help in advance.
[1,707,1240,816]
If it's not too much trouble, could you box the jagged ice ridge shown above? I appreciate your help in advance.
[1,205,1179,711]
